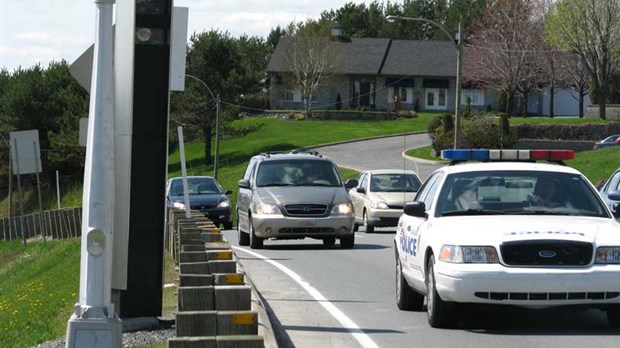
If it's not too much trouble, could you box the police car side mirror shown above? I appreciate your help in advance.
[612,203,620,219]
[345,179,358,189]
[404,201,427,218]
[238,179,251,189]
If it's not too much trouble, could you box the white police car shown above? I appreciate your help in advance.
[395,149,620,328]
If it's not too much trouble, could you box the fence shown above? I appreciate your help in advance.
[0,207,82,241]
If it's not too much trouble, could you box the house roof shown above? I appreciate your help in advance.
[380,40,457,77]
[267,36,458,78]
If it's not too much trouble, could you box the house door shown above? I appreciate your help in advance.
[359,82,371,107]
[425,88,447,110]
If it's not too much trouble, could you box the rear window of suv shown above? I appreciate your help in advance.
[256,159,342,187]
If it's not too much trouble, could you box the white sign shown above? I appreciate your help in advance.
[170,7,189,91]
[10,130,42,175]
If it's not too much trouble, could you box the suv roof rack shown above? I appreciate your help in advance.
[290,150,323,157]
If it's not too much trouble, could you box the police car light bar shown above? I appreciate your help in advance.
[441,149,575,162]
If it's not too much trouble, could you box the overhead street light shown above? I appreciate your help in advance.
[184,74,222,179]
[386,15,464,149]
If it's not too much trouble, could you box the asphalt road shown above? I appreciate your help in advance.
[224,134,620,348]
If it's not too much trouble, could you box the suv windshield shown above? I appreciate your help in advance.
[256,159,342,187]
[435,171,609,218]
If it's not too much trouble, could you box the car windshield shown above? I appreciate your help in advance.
[256,159,342,187]
[170,177,222,195]
[435,170,609,218]
[369,174,421,192]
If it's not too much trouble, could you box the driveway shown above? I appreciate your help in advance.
[310,132,443,180]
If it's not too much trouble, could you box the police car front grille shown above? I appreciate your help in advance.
[500,240,593,266]
[284,204,328,216]
[475,291,620,301]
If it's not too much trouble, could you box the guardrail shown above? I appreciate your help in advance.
[166,208,267,348]
[0,207,82,241]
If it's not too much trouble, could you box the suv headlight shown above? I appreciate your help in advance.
[439,245,499,263]
[256,203,281,215]
[331,203,353,215]
[217,200,230,209]
[172,201,185,209]
[595,247,620,264]
[370,200,389,209]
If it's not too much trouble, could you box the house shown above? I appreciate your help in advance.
[267,35,586,116]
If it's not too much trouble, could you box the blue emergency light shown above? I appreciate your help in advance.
[441,149,575,161]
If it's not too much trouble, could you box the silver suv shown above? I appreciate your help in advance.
[236,151,358,249]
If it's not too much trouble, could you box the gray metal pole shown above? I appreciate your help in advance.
[214,93,221,179]
[56,170,61,209]
[453,21,463,149]
[33,142,45,242]
[13,138,26,245]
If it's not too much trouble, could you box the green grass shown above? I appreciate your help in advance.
[0,239,80,348]
[572,146,620,184]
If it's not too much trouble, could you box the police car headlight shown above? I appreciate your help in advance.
[332,203,353,215]
[217,200,230,209]
[595,247,620,264]
[172,201,186,209]
[256,203,281,215]
[439,245,499,263]
[370,200,389,209]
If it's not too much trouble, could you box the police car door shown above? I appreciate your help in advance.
[400,172,444,289]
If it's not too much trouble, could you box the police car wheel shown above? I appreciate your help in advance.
[363,211,374,233]
[607,306,620,327]
[249,216,263,249]
[396,255,424,311]
[426,257,457,328]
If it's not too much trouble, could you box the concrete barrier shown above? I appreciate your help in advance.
[168,209,267,348]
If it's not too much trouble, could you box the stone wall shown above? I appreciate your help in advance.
[586,105,620,119]
[514,139,594,152]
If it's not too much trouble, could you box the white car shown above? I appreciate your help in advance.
[349,169,422,233]
[395,149,620,328]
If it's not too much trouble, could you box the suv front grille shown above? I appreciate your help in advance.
[500,240,593,266]
[284,204,328,216]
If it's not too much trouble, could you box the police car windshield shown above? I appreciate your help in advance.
[435,171,609,218]
[256,160,342,187]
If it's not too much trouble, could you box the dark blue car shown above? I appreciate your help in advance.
[166,176,233,230]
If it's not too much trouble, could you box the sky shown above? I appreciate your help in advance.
[0,0,371,73]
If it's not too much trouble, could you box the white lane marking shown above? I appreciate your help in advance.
[233,246,380,348]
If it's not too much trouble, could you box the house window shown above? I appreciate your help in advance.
[284,89,317,103]
[387,87,413,103]
[461,89,484,106]
[425,88,447,110]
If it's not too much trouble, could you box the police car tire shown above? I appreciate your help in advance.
[249,216,263,249]
[363,211,375,233]
[426,257,457,328]
[340,234,355,249]
[607,306,620,327]
[396,256,424,311]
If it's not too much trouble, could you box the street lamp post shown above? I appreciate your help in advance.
[184,74,222,179]
[386,15,463,149]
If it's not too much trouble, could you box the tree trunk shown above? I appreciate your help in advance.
[203,127,213,166]
[549,84,555,118]
[579,88,584,118]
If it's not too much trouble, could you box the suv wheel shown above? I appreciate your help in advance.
[249,216,263,249]
[608,306,620,327]
[323,237,336,246]
[426,256,456,328]
[237,211,249,246]
[363,211,374,233]
[340,233,355,249]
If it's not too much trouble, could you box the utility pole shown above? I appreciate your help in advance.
[454,20,463,149]
[214,93,221,179]
[65,0,122,346]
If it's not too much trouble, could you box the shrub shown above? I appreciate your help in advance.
[511,122,620,140]
[427,116,444,141]
[461,114,516,149]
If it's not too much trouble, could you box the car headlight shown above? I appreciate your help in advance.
[256,203,281,215]
[595,247,620,264]
[217,200,230,209]
[172,201,186,209]
[370,200,389,209]
[439,245,499,263]
[331,203,353,215]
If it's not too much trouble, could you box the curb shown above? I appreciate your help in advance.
[299,131,429,152]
